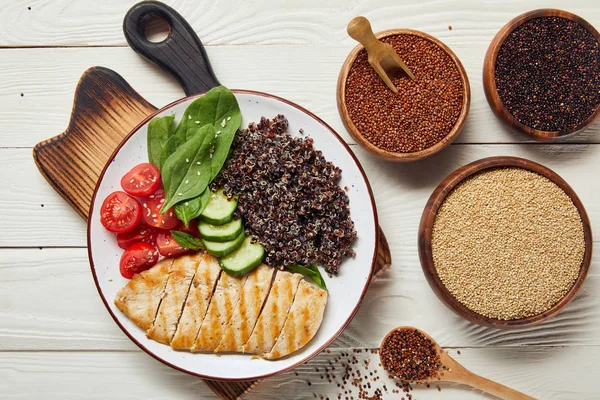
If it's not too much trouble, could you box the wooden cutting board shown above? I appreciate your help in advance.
[33,65,391,399]
[32,2,392,399]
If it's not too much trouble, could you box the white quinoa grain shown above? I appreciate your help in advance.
[431,167,585,320]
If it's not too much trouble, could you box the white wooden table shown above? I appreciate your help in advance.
[1,0,599,398]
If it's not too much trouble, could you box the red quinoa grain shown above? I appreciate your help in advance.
[345,33,464,153]
[380,328,441,382]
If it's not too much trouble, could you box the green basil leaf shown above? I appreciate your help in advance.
[171,230,203,251]
[286,264,328,291]
[159,135,183,170]
[174,188,210,227]
[160,124,216,212]
[147,115,175,168]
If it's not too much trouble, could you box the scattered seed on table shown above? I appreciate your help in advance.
[345,33,464,153]
[431,167,585,320]
[495,16,600,132]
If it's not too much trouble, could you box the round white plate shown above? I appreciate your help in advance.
[88,90,378,381]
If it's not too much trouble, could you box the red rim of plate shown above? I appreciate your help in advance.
[86,89,380,382]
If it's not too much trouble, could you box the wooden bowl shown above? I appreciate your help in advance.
[483,9,600,141]
[418,156,593,329]
[337,29,471,162]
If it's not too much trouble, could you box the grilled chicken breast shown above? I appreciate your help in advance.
[192,269,248,352]
[171,253,222,350]
[264,280,328,360]
[214,265,275,353]
[146,253,199,344]
[115,254,328,360]
[242,270,302,355]
[114,258,173,331]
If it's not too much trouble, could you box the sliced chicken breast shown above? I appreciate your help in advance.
[264,280,328,360]
[114,258,174,332]
[146,253,200,344]
[192,266,248,352]
[171,253,222,350]
[214,265,275,353]
[242,270,302,355]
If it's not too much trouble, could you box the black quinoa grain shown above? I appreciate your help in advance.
[212,115,357,274]
[495,16,600,132]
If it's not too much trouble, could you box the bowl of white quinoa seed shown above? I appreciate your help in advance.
[418,156,592,329]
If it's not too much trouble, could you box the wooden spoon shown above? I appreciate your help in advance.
[380,327,536,400]
[346,16,415,93]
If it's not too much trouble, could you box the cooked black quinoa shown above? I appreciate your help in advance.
[212,115,357,274]
[495,16,600,132]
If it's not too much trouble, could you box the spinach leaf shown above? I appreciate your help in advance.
[171,230,203,251]
[286,264,328,291]
[147,115,175,168]
[173,86,242,179]
[160,124,216,212]
[174,188,210,227]
[159,135,183,170]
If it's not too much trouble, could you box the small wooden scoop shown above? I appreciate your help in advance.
[380,327,536,400]
[347,16,415,93]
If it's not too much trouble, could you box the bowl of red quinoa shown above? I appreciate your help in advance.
[337,29,470,162]
[483,9,600,141]
[418,156,592,329]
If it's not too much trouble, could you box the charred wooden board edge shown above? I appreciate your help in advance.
[32,66,392,399]
[32,66,157,219]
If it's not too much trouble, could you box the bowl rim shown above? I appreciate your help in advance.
[86,89,379,381]
[482,8,600,141]
[336,28,471,162]
[417,156,593,329]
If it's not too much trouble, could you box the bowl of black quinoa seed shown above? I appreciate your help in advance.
[483,9,600,140]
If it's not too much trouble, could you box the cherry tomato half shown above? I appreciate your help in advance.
[121,163,161,197]
[116,224,158,250]
[119,242,159,279]
[100,191,142,233]
[142,189,179,229]
[156,231,190,258]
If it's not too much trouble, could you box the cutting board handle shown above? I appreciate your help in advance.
[123,0,220,96]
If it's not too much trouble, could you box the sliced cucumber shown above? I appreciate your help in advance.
[219,236,265,276]
[203,231,245,257]
[200,189,238,225]
[198,218,243,242]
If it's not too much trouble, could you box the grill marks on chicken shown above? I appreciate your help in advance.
[215,265,275,352]
[114,253,327,360]
[171,253,221,350]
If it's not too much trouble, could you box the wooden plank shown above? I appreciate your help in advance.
[0,0,598,47]
[1,246,598,350]
[0,346,595,399]
[1,46,600,148]
[3,143,600,247]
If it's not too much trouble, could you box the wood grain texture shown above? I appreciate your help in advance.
[2,46,600,148]
[1,346,598,399]
[3,144,600,248]
[418,156,593,329]
[33,67,157,218]
[1,0,600,47]
[337,27,471,161]
[2,247,599,351]
[482,9,600,141]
